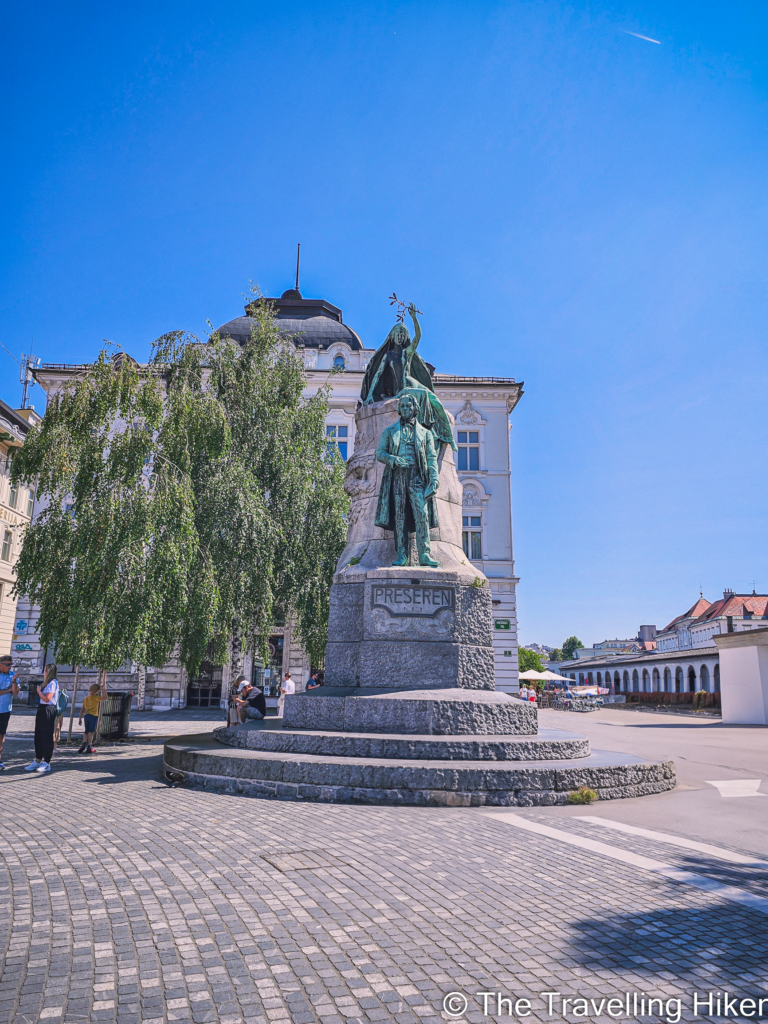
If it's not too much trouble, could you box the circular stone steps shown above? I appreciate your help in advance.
[212,721,590,761]
[163,733,676,807]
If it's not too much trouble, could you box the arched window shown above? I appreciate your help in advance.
[622,671,629,692]
[714,664,720,692]
[613,671,620,693]
[632,669,639,692]
[652,668,660,692]
[333,354,346,370]
[642,669,650,692]
[700,664,710,692]
[675,667,683,693]
[579,673,585,684]
[597,672,602,684]
[663,667,671,692]
[688,666,697,692]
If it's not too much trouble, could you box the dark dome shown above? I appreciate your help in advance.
[217,293,363,351]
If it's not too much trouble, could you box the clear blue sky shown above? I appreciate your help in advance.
[3,1,767,647]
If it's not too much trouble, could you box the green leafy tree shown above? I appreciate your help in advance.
[518,648,544,673]
[12,295,348,677]
[560,636,585,661]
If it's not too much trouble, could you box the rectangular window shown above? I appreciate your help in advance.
[462,515,482,560]
[326,425,348,460]
[1,530,11,561]
[8,484,18,509]
[456,431,480,471]
[26,490,34,517]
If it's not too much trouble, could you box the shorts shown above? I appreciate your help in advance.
[83,713,99,732]
[0,711,10,736]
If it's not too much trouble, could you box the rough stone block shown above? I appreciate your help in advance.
[327,582,364,642]
[457,644,496,688]
[323,641,360,687]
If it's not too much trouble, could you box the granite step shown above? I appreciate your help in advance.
[213,721,590,761]
[164,733,676,807]
[283,686,538,735]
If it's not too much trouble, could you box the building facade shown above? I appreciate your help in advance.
[655,590,768,653]
[0,400,40,661]
[554,594,768,697]
[17,287,524,705]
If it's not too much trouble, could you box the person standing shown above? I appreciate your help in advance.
[77,676,107,753]
[306,671,321,691]
[278,672,295,716]
[0,655,20,770]
[518,683,529,702]
[25,663,60,774]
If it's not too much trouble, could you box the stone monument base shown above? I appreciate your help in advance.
[164,691,676,807]
[164,722,676,807]
[324,566,495,690]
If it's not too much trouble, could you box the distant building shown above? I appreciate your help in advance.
[522,643,552,656]
[0,400,40,659]
[555,596,768,696]
[655,590,768,652]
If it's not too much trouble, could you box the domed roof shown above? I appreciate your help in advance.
[217,289,363,351]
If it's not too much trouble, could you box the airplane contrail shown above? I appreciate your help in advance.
[622,29,661,44]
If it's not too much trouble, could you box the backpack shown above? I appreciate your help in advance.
[55,688,70,715]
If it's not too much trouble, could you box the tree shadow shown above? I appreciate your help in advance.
[568,855,768,984]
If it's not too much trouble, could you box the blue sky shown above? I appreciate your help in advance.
[3,0,768,646]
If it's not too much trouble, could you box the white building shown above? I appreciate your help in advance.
[0,400,40,662]
[557,592,768,699]
[655,590,768,652]
[18,286,524,704]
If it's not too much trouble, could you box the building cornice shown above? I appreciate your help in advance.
[714,627,768,650]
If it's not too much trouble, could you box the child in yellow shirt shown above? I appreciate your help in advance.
[78,678,107,754]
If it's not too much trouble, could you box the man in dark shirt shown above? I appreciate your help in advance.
[234,684,267,721]
[306,671,321,690]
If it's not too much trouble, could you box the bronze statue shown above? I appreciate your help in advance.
[375,393,440,567]
[361,303,456,452]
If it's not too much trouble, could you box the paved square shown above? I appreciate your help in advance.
[1,709,767,1024]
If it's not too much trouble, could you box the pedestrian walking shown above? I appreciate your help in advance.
[77,676,107,753]
[278,672,295,716]
[0,655,20,770]
[519,684,529,702]
[25,663,60,774]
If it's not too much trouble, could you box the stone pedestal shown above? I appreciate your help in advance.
[324,567,494,689]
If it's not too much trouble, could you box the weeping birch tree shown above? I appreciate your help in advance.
[11,295,349,679]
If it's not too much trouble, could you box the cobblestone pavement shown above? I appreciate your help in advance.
[1,731,767,1024]
[5,708,228,740]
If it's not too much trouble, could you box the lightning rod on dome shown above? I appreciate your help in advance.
[295,243,301,293]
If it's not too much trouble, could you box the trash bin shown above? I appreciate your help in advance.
[95,692,133,742]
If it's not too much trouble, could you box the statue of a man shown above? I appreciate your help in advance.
[375,393,440,567]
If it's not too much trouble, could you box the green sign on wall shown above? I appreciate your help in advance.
[494,619,511,630]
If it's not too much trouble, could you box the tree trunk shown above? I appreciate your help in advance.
[66,665,81,745]
[137,664,146,711]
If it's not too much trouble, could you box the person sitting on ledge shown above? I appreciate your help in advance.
[234,683,267,722]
